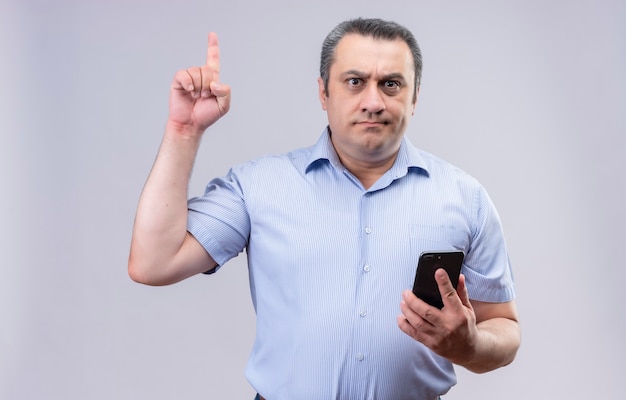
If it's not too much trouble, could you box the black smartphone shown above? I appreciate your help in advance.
[412,251,465,309]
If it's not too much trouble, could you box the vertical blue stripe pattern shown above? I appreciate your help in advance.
[187,129,514,399]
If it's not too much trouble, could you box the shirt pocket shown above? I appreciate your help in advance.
[409,224,469,257]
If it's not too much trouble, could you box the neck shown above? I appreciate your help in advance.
[337,151,398,190]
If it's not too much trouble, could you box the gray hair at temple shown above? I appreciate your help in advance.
[320,18,423,103]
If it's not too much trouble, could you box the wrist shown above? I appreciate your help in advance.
[165,119,206,140]
[158,121,205,162]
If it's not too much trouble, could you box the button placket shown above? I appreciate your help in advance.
[354,192,374,368]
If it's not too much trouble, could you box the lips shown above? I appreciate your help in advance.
[356,120,388,126]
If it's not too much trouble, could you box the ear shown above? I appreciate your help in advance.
[411,85,420,116]
[317,77,328,110]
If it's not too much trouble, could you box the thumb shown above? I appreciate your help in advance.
[210,81,230,97]
[455,274,473,310]
[210,82,231,115]
[435,268,463,310]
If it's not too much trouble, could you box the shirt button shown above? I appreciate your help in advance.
[365,227,372,234]
[363,264,371,272]
[356,353,365,361]
[359,309,367,317]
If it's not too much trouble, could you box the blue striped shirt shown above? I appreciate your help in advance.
[187,128,515,399]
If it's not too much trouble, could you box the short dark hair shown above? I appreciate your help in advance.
[320,18,422,102]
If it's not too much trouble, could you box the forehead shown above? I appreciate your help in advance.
[331,34,414,78]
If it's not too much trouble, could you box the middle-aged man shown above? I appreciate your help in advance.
[129,18,520,399]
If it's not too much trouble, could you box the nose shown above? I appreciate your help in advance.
[360,85,385,114]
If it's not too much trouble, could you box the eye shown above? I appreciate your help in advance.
[381,80,401,95]
[384,80,400,89]
[347,78,362,87]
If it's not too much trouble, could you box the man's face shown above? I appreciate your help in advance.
[318,34,418,166]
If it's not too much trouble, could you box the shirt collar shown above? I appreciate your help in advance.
[304,127,342,172]
[304,127,430,178]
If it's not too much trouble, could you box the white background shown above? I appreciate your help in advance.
[1,0,624,398]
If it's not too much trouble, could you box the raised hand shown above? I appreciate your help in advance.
[168,32,231,135]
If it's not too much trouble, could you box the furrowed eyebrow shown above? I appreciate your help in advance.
[341,70,369,79]
[380,73,407,83]
[340,70,407,83]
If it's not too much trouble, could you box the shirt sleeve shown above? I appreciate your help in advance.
[463,184,516,303]
[187,164,251,271]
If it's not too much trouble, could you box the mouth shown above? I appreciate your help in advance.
[355,120,389,127]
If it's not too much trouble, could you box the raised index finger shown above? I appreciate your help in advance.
[206,32,220,82]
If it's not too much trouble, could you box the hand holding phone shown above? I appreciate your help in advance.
[412,251,465,309]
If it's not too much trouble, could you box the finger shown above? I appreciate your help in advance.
[172,69,195,92]
[206,32,220,82]
[172,67,203,98]
[397,310,435,347]
[456,274,473,309]
[199,65,213,98]
[400,290,436,328]
[397,314,418,337]
[435,268,463,310]
[187,67,203,98]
